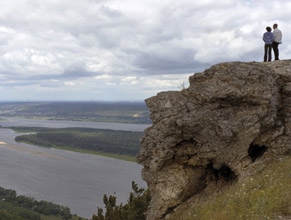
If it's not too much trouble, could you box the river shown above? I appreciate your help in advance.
[0,117,151,218]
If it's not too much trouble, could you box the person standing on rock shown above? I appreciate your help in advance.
[263,26,274,62]
[272,23,282,60]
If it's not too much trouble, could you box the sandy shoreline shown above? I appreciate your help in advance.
[0,141,63,159]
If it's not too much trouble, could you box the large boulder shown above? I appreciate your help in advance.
[137,60,291,220]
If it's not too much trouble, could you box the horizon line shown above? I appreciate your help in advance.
[0,100,145,103]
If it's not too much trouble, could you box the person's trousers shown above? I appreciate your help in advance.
[272,42,280,60]
[264,44,272,62]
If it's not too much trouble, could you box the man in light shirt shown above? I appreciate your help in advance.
[272,23,282,60]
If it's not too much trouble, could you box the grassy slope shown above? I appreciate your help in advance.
[168,156,291,220]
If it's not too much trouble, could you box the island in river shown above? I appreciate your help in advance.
[0,117,149,218]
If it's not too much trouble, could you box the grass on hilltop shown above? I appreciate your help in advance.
[168,156,291,220]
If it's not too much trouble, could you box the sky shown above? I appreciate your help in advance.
[0,0,291,102]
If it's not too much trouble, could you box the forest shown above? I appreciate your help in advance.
[12,127,144,161]
[0,181,150,220]
[0,186,84,220]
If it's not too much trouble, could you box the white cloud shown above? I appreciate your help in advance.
[0,0,291,101]
[64,81,76,86]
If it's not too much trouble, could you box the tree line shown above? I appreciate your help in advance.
[0,186,72,220]
[0,181,151,220]
[13,127,144,157]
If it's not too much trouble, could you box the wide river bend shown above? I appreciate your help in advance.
[0,117,151,218]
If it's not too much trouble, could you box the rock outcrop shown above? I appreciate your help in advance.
[137,60,291,220]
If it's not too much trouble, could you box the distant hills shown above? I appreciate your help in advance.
[0,101,151,124]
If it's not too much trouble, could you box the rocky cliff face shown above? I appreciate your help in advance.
[137,60,291,220]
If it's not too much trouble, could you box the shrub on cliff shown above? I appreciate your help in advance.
[93,181,150,220]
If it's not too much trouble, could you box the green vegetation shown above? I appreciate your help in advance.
[93,181,151,220]
[168,156,291,220]
[12,127,144,161]
[0,177,150,220]
[0,186,85,220]
[0,101,150,124]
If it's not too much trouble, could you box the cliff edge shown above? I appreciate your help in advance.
[137,60,291,220]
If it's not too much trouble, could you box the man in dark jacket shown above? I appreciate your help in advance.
[263,26,274,62]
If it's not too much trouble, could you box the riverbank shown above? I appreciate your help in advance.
[0,117,150,162]
[0,121,146,218]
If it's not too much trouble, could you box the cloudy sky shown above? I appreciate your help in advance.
[0,0,290,101]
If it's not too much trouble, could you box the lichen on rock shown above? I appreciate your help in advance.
[137,60,291,220]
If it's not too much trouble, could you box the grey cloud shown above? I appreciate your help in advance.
[1,0,291,101]
[62,65,99,79]
[132,49,204,74]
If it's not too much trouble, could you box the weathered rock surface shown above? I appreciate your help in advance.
[137,60,291,220]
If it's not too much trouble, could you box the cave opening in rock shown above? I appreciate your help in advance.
[248,143,268,162]
[214,165,237,182]
[206,162,237,183]
[218,165,236,181]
